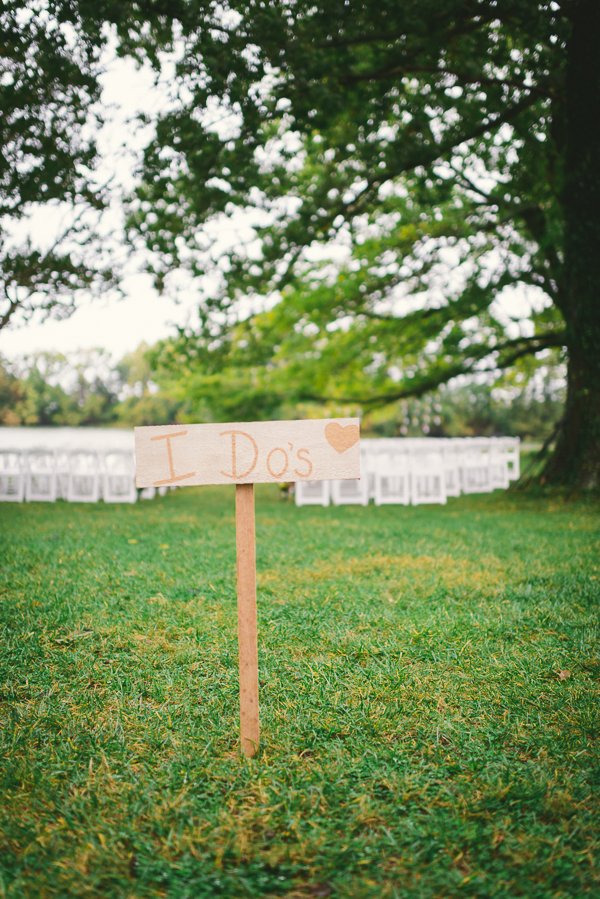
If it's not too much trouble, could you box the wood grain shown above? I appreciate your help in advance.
[235,483,260,758]
[134,418,360,487]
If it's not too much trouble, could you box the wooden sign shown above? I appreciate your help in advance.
[134,418,361,759]
[134,418,360,487]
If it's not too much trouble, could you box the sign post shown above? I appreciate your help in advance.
[135,418,360,757]
[235,483,259,756]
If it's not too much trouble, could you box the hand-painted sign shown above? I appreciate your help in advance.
[134,417,361,758]
[134,418,360,488]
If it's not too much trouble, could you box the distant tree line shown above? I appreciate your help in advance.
[0,345,177,428]
[0,344,563,443]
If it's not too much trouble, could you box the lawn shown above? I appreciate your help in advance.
[1,487,599,898]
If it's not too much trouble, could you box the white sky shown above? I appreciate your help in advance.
[0,272,193,360]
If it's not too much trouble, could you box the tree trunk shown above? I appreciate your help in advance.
[543,0,600,488]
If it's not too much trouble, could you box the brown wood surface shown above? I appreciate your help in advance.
[235,483,260,757]
[134,418,360,487]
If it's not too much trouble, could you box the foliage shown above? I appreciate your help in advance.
[0,1,117,331]
[112,343,182,427]
[0,351,118,426]
[2,1,597,482]
[0,346,180,427]
[125,0,570,412]
[0,345,564,441]
[0,361,23,426]
[1,487,599,897]
[365,374,565,442]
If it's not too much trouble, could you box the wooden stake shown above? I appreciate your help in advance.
[235,483,260,757]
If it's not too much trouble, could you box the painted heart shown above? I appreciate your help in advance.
[325,422,360,454]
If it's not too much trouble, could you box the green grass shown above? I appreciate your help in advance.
[1,487,599,899]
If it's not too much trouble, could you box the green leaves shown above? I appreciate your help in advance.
[2,2,577,445]
[0,1,117,329]
[120,1,570,414]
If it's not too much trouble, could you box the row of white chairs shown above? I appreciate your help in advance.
[1,433,520,507]
[0,448,162,504]
[295,437,520,507]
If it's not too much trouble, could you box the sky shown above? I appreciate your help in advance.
[0,271,193,362]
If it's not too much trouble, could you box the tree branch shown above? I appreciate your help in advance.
[341,63,557,101]
[0,292,20,331]
[299,330,566,406]
[338,92,540,219]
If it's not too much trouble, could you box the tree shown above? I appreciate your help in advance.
[118,0,598,488]
[0,345,182,426]
[0,355,23,425]
[0,350,119,425]
[0,0,117,331]
[114,343,182,425]
[4,2,596,485]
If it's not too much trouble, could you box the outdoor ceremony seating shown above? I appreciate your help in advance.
[67,451,102,503]
[0,428,136,504]
[102,451,138,503]
[0,428,519,506]
[56,451,71,500]
[330,477,370,506]
[410,447,447,505]
[502,437,520,481]
[441,443,463,497]
[460,445,493,494]
[0,450,25,502]
[373,450,411,506]
[139,486,170,500]
[295,479,331,507]
[490,445,510,490]
[25,449,58,502]
[300,435,519,508]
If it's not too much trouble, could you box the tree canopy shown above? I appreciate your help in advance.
[0,0,116,330]
[0,344,179,427]
[3,0,599,486]
[0,344,565,441]
[119,0,599,485]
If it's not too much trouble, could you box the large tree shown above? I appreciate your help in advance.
[117,0,598,488]
[6,2,598,486]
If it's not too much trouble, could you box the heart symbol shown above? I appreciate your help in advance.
[325,422,360,454]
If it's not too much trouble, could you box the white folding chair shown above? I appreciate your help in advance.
[67,451,101,503]
[0,450,25,502]
[460,444,493,494]
[102,451,137,503]
[374,450,411,505]
[360,441,380,500]
[502,437,520,481]
[330,478,369,506]
[490,445,510,490]
[56,451,70,500]
[410,448,447,505]
[295,480,330,507]
[25,449,57,502]
[442,441,462,497]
